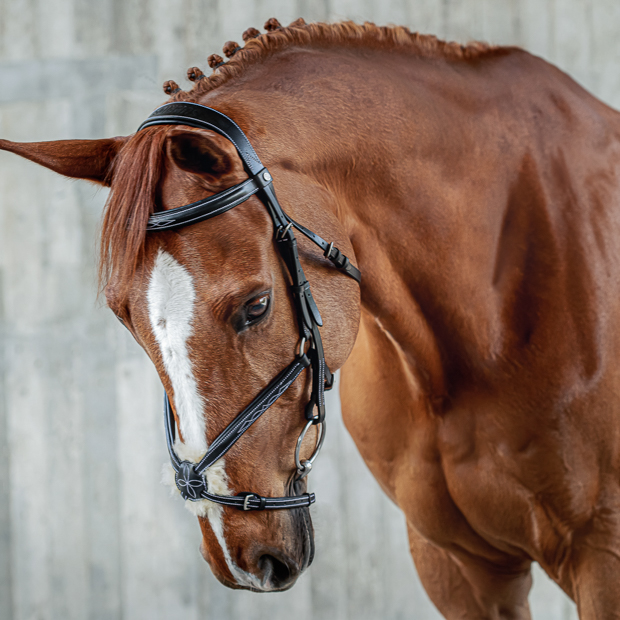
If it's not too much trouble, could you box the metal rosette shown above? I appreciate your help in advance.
[175,461,208,501]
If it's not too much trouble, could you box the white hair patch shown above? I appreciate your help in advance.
[161,460,264,589]
[148,248,206,455]
[149,249,265,590]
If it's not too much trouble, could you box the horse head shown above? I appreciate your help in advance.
[0,106,361,591]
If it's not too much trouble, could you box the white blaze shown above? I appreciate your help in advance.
[147,248,206,455]
[148,248,264,590]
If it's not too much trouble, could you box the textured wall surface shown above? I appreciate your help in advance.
[1,1,619,619]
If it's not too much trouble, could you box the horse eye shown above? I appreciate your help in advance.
[246,294,270,323]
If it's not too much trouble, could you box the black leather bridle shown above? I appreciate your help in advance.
[138,102,361,511]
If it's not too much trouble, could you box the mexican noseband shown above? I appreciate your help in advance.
[138,102,361,511]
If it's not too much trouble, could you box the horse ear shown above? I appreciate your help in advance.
[0,136,128,186]
[166,128,244,184]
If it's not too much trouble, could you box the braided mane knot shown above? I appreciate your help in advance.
[223,41,242,58]
[163,80,181,95]
[264,18,282,31]
[242,27,260,42]
[208,54,225,69]
[187,67,205,82]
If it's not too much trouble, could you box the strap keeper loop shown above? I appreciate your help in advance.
[324,367,334,391]
[325,244,348,270]
[305,398,325,424]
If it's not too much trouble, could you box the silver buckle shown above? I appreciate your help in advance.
[277,221,293,240]
[243,494,256,511]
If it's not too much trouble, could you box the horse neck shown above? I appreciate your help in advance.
[199,48,524,404]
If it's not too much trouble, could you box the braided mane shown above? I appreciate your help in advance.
[173,19,501,102]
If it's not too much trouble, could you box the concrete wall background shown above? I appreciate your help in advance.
[1,1,618,618]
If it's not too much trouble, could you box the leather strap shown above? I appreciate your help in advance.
[147,178,260,231]
[164,356,314,510]
[194,355,310,473]
[286,216,362,284]
[173,458,315,510]
[138,102,264,176]
[139,102,362,512]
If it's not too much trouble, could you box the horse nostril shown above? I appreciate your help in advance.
[258,553,295,589]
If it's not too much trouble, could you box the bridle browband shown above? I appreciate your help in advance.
[138,102,360,512]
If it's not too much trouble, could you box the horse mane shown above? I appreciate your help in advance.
[178,19,502,101]
[99,19,503,305]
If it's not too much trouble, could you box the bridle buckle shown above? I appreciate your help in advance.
[243,493,257,511]
[276,221,293,240]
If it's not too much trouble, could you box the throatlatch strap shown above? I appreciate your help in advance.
[286,216,362,284]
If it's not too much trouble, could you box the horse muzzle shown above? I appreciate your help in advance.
[199,496,315,592]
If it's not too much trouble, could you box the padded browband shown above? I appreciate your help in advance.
[147,177,260,231]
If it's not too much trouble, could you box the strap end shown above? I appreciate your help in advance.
[325,245,362,284]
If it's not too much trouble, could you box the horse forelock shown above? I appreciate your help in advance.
[99,125,171,311]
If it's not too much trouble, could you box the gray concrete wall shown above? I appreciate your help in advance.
[1,1,618,618]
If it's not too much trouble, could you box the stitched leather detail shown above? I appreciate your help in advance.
[147,178,260,231]
[194,358,309,473]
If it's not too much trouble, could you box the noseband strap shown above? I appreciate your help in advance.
[138,102,360,511]
[164,357,316,510]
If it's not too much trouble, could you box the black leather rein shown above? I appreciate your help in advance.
[138,102,360,511]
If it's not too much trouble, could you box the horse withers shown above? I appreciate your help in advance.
[3,18,620,619]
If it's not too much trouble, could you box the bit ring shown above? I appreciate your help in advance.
[294,419,326,480]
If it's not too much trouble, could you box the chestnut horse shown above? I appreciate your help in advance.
[2,18,620,619]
